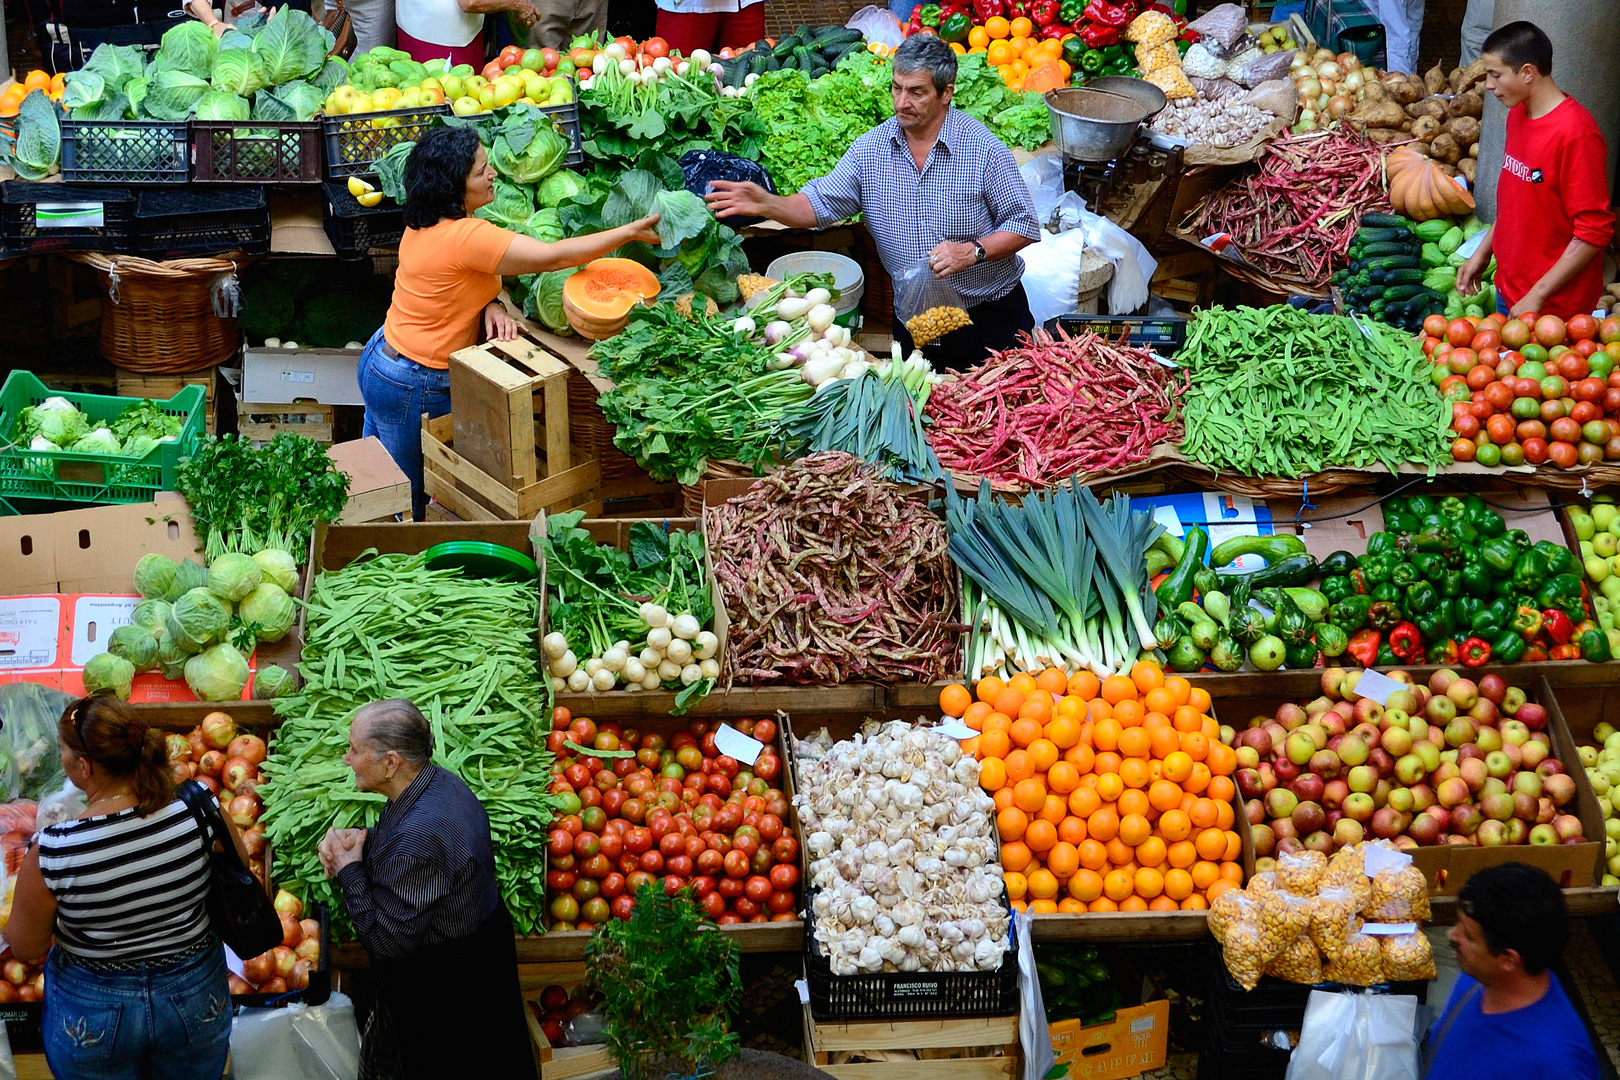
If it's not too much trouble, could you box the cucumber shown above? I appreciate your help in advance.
[1359,241,1417,258]
[1361,212,1408,229]
[773,36,801,58]
[1355,227,1411,244]
[749,52,770,75]
[814,26,864,44]
[1367,255,1419,271]
[1383,269,1427,285]
[1382,284,1426,302]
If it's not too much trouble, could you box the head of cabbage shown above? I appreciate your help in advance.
[83,653,136,700]
[134,553,182,601]
[238,582,295,643]
[252,549,299,594]
[254,664,297,699]
[174,558,210,596]
[208,552,263,603]
[130,598,172,633]
[17,397,89,447]
[185,642,250,702]
[157,633,190,681]
[107,625,161,672]
[168,587,230,652]
[195,90,251,121]
[69,427,122,456]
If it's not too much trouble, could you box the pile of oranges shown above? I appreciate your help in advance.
[939,660,1246,915]
[1,72,65,119]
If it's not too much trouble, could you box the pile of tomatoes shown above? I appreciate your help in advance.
[544,710,801,931]
[1427,312,1620,469]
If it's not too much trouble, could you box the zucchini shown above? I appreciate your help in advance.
[1359,241,1417,258]
[1361,212,1408,228]
[1383,268,1427,285]
[1215,554,1319,592]
[1355,227,1411,244]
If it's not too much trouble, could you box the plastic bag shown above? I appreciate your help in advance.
[1242,79,1299,118]
[1224,920,1267,990]
[1144,65,1198,102]
[1233,49,1298,89]
[231,992,362,1080]
[1379,933,1436,982]
[1019,152,1068,228]
[0,683,71,802]
[1323,932,1385,988]
[680,150,775,228]
[1125,10,1177,46]
[894,260,972,346]
[1266,933,1323,985]
[1309,887,1361,964]
[1015,909,1057,1080]
[848,4,906,47]
[1257,891,1312,963]
[1185,3,1250,49]
[1021,228,1089,325]
[35,778,87,832]
[1276,849,1328,896]
[1134,42,1181,75]
[1286,990,1420,1080]
[1365,866,1430,923]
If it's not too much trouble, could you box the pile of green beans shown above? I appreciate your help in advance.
[1177,306,1452,478]
[258,553,560,936]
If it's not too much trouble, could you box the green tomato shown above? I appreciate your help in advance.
[1517,360,1547,380]
[1584,421,1611,444]
[1510,397,1542,419]
[1540,376,1566,399]
[521,48,545,71]
[1520,344,1549,366]
[1473,442,1501,467]
[1430,362,1450,386]
[1590,352,1615,378]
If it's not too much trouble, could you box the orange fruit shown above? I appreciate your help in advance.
[1067,786,1102,819]
[993,786,1015,812]
[1025,819,1058,853]
[1112,699,1145,728]
[1130,660,1164,693]
[1077,838,1108,871]
[1037,668,1069,696]
[1057,816,1088,845]
[1148,895,1179,912]
[1058,897,1086,914]
[1007,671,1037,696]
[1067,671,1100,700]
[1209,776,1236,807]
[1087,698,1112,722]
[1009,14,1034,37]
[1087,807,1119,842]
[1004,871,1028,901]
[1163,868,1194,901]
[1028,898,1059,914]
[1158,809,1192,843]
[1117,788,1150,819]
[1046,715,1081,750]
[1009,717,1043,748]
[993,687,1026,718]
[1118,813,1151,847]
[1005,749,1035,783]
[1040,795,1068,826]
[1149,726,1181,759]
[1184,762,1212,795]
[1018,694,1052,725]
[961,736,980,757]
[1214,800,1236,831]
[1180,731,1210,761]
[1013,778,1047,813]
[1002,841,1033,873]
[997,806,1030,841]
[1143,687,1177,716]
[1135,836,1167,869]
[1189,687,1212,713]
[1220,860,1245,883]
[975,675,1005,703]
[1207,743,1237,776]
[1091,717,1121,753]
[1102,868,1135,902]
[1089,897,1119,913]
[1047,841,1080,879]
[939,684,971,717]
[1206,879,1239,902]
[1167,840,1197,869]
[983,712,1014,736]
[1202,716,1221,742]
[1064,743,1096,774]
[1094,771,1124,803]
[1027,867,1059,900]
[1188,798,1219,829]
[963,701,993,730]
[1068,868,1103,902]
[1133,866,1164,899]
[1223,830,1243,861]
[1095,750,1123,775]
[1161,750,1193,784]
[1105,837,1136,867]
[1118,727,1151,760]
[978,757,1007,792]
[1195,828,1228,861]
[1028,738,1059,773]
[1047,761,1080,795]
[1055,695,1086,720]
[967,25,989,49]
[978,729,1012,761]
[1119,759,1150,790]
[23,70,50,91]
[1100,675,1136,705]
[1120,895,1149,912]
[1190,861,1221,890]
[1165,676,1191,706]
[1148,779,1184,813]
[1172,706,1203,733]
[1181,894,1209,911]
[985,14,1011,38]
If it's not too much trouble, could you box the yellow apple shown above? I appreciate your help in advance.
[350,92,374,114]
[419,87,447,105]
[548,82,574,105]
[441,75,465,99]
[451,95,483,116]
[324,92,348,115]
[399,88,422,107]
[477,85,499,108]
[492,81,521,107]
[373,87,402,109]
[464,75,488,93]
[420,77,443,93]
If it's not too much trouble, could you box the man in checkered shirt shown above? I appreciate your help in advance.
[706,33,1042,371]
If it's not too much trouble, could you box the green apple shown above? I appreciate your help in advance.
[442,75,464,99]
[1610,851,1620,877]
[1607,819,1620,841]
[1581,540,1596,560]
[1603,576,1620,602]
[1604,874,1620,886]
[1571,511,1596,540]
[1593,502,1619,531]
[1586,556,1610,582]
[1603,758,1620,787]
[1596,721,1617,743]
[549,81,575,105]
[451,95,482,116]
[1596,533,1618,558]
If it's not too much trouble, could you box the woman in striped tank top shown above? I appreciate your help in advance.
[3,696,248,1080]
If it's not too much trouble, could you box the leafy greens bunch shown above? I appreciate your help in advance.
[175,433,350,562]
[0,90,61,180]
[749,55,893,195]
[578,61,765,171]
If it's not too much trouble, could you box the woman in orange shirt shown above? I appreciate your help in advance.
[361,126,659,518]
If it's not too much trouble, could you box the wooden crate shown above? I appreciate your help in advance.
[802,1007,1021,1079]
[421,414,602,521]
[117,368,218,434]
[237,399,335,445]
[449,337,574,491]
[521,962,615,1080]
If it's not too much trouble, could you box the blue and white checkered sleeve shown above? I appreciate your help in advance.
[983,144,1042,241]
[801,143,867,228]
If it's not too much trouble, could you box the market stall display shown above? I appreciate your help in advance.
[1345,62,1485,185]
[1334,212,1495,327]
[163,711,271,884]
[1573,722,1620,885]
[228,890,323,997]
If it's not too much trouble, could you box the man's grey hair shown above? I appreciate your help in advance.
[354,698,434,766]
[893,33,957,93]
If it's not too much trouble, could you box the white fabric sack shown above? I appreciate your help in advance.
[1015,909,1056,1080]
[1075,207,1155,315]
[1285,990,1420,1080]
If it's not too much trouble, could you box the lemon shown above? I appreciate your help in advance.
[357,191,385,208]
[347,176,375,198]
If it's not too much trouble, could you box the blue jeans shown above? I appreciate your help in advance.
[1497,293,1511,317]
[44,943,231,1080]
[357,328,451,520]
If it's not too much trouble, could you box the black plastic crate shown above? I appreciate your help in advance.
[61,118,190,184]
[135,186,270,258]
[321,105,449,179]
[322,181,405,260]
[1,181,134,255]
[234,902,333,1007]
[540,100,583,168]
[803,888,1019,1021]
[1198,1039,1291,1080]
[192,119,323,184]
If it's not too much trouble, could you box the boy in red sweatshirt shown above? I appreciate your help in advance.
[1457,21,1615,321]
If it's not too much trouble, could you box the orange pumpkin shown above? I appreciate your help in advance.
[561,258,662,340]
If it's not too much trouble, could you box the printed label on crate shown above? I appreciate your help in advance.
[0,597,65,672]
[34,202,105,228]
[1136,492,1274,572]
[280,370,317,385]
[888,981,941,998]
[69,595,138,667]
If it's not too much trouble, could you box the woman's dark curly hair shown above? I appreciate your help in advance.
[403,126,482,230]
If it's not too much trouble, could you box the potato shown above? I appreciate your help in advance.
[1469,142,1480,159]
[1390,78,1423,104]
[1350,99,1407,129]
[1407,98,1447,120]
[1411,116,1443,142]
[1458,157,1477,183]
[1367,128,1403,144]
[1450,90,1484,118]
[1455,58,1486,93]
[1448,116,1481,146]
[1429,132,1462,164]
[1360,80,1388,102]
[1424,63,1447,95]
[1438,162,1459,178]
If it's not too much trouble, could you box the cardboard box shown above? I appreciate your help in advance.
[330,437,411,524]
[269,190,336,256]
[1048,1000,1169,1080]
[0,493,201,595]
[242,346,364,406]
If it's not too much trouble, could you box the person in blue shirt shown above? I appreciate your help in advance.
[1424,861,1601,1080]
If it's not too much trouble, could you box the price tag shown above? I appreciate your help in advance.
[935,719,977,740]
[713,723,764,767]
[1360,922,1419,936]
[1353,669,1405,706]
[1362,842,1412,877]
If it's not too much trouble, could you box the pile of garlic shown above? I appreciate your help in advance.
[794,721,1010,976]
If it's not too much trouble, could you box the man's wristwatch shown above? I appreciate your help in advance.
[973,241,986,263]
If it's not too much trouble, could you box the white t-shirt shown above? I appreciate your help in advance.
[652,0,763,14]
[397,0,484,47]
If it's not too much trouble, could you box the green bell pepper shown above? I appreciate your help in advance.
[1368,601,1403,631]
[1533,540,1577,579]
[1414,600,1453,643]
[1390,562,1420,588]
[1062,35,1087,66]
[1405,494,1435,518]
[1471,598,1512,637]
[1491,629,1528,664]
[1580,627,1611,662]
[1360,554,1396,586]
[1059,0,1085,23]
[1383,509,1419,535]
[1460,554,1494,598]
[1404,580,1439,617]
[1438,568,1464,599]
[1512,549,1549,592]
[1454,596,1484,626]
[916,3,942,25]
[1464,496,1505,538]
[1534,574,1585,622]
[1330,595,1373,632]
[940,10,971,41]
[1410,552,1445,581]
[1428,640,1461,665]
[1366,533,1400,558]
[1439,496,1466,521]
[1374,643,1401,667]
[1371,582,1404,605]
[1320,575,1355,605]
[1079,48,1106,73]
[1505,528,1531,551]
[1413,524,1458,555]
[1480,536,1520,575]
[1512,605,1543,639]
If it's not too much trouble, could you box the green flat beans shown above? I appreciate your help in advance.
[1177,306,1451,478]
[258,552,561,938]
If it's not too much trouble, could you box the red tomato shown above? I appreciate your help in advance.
[752,719,777,744]
[1517,419,1548,442]
[1465,365,1495,392]
[1452,414,1480,440]
[641,36,670,58]
[717,876,744,899]
[1575,339,1601,359]
[1424,315,1450,338]
[771,835,799,864]
[1485,414,1516,444]
[744,874,774,903]
[1550,417,1582,443]
[613,35,638,51]
[697,891,726,920]
[731,897,760,919]
[723,850,751,878]
[666,855,693,877]
[1535,315,1568,347]
[1446,319,1477,348]
[1451,438,1476,462]
[767,890,797,914]
[1568,314,1598,341]
[1522,437,1550,464]
[1483,382,1514,411]
[769,863,799,890]
[1558,353,1591,381]
[1470,329,1500,352]
[1548,441,1579,468]
[1571,401,1603,425]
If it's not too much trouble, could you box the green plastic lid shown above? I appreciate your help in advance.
[421,540,539,582]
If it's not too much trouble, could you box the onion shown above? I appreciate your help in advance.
[1316,61,1342,81]
[201,712,237,750]
[1313,47,1335,64]
[1296,115,1320,132]
[1318,78,1336,96]
[1291,53,1308,70]
[274,889,303,920]
[1299,77,1322,98]
[299,918,321,942]
[271,946,298,977]
[1318,93,1330,111]
[1327,95,1352,118]
[1343,69,1365,90]
[1337,52,1359,69]
[229,794,260,827]
[242,952,275,985]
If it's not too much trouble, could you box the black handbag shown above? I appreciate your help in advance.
[178,779,283,959]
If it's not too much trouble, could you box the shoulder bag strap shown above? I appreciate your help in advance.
[176,779,247,872]
[1423,982,1483,1072]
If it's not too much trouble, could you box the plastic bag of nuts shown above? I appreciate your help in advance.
[1323,932,1385,987]
[1380,932,1437,982]
[1319,848,1371,910]
[1209,890,1256,943]
[1308,887,1361,963]
[1276,849,1329,896]
[1265,933,1323,985]
[1223,920,1267,991]
[1245,870,1280,898]
[1257,891,1312,962]
[893,259,972,348]
[1365,865,1431,923]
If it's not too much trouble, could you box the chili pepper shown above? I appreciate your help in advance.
[1368,601,1403,631]
[1320,575,1354,605]
[1360,554,1395,586]
[1428,640,1460,665]
[1534,574,1585,622]
[1404,580,1439,617]
[1580,627,1611,662]
[1387,621,1422,660]
[1541,608,1575,645]
[917,3,942,25]
[1512,549,1548,593]
[1460,637,1491,666]
[1058,0,1085,21]
[1551,643,1583,661]
[1080,24,1120,47]
[1512,606,1544,639]
[1347,629,1380,667]
[940,10,972,40]
[1330,595,1372,632]
[1491,630,1528,664]
[1374,643,1400,666]
[1040,22,1069,39]
[1533,540,1577,579]
[1370,582,1403,606]
[1082,0,1131,25]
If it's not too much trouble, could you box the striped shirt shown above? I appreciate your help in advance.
[800,109,1042,306]
[37,799,211,961]
[336,763,499,961]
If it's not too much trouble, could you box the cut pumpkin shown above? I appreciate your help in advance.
[562,258,661,340]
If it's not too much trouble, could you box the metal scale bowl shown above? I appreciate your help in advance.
[1045,79,1174,205]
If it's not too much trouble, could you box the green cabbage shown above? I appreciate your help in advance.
[311,56,350,92]
[69,427,122,455]
[489,120,568,185]
[153,21,219,80]
[537,169,588,209]
[254,664,297,699]
[185,642,250,702]
[157,634,190,680]
[252,81,323,122]
[130,598,172,632]
[134,553,181,600]
[108,625,160,672]
[516,208,563,244]
[210,48,268,97]
[168,587,230,651]
[196,90,251,122]
[238,582,294,642]
[252,549,299,594]
[61,71,107,111]
[83,653,136,700]
[474,179,535,230]
[207,552,263,603]
[126,77,150,117]
[144,70,210,121]
[82,42,147,92]
[174,558,209,595]
[522,268,577,334]
[251,8,327,85]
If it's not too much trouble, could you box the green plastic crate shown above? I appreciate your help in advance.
[0,371,205,504]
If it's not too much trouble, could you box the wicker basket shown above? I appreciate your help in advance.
[70,252,250,373]
[681,458,765,517]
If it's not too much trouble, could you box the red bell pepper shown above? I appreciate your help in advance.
[1347,630,1380,668]
[1083,0,1132,26]
[1460,637,1492,667]
[1079,23,1119,47]
[1549,643,1582,661]
[1387,621,1423,661]
[1005,0,1029,18]
[1522,644,1549,663]
[1542,608,1575,645]
[1179,27,1200,43]
[1031,0,1060,25]
[972,0,1004,22]
[1040,22,1069,39]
